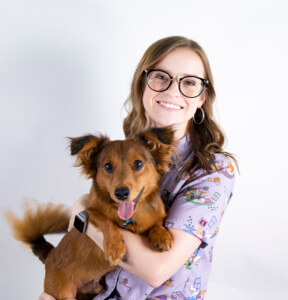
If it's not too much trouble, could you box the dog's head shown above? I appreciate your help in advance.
[69,127,175,220]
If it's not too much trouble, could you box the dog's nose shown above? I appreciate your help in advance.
[114,187,130,200]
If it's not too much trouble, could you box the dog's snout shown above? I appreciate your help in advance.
[114,187,130,201]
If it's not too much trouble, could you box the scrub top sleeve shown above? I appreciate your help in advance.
[164,160,236,244]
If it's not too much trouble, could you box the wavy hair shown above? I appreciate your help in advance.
[123,36,237,177]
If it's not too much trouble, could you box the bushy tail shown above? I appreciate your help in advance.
[6,202,70,263]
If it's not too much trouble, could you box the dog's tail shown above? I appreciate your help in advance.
[6,202,70,263]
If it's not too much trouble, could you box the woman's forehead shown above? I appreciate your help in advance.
[154,48,205,77]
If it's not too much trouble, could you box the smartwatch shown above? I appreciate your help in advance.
[73,210,89,233]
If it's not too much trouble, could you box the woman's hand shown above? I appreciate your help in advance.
[38,292,76,300]
[68,194,89,231]
[38,292,55,300]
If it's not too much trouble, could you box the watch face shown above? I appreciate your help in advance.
[74,215,85,233]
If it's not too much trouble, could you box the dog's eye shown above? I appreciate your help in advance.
[104,162,113,173]
[133,160,144,171]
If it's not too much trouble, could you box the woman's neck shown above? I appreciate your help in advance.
[172,125,187,141]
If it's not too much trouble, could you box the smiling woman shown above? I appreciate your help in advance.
[124,36,235,174]
[39,36,237,300]
[142,48,207,139]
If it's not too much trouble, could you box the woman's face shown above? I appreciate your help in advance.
[143,47,206,139]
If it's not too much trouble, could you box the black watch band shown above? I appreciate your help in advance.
[74,210,89,233]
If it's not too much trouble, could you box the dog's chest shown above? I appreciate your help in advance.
[123,218,135,227]
[117,214,160,234]
[118,218,139,232]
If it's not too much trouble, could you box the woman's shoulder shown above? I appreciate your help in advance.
[211,153,236,178]
[212,152,235,168]
[181,152,236,187]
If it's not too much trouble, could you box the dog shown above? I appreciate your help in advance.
[6,127,175,300]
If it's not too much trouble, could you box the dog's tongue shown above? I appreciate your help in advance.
[118,202,134,220]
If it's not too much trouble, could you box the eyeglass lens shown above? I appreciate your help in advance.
[146,70,205,98]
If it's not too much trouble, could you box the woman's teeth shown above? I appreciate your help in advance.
[159,101,181,109]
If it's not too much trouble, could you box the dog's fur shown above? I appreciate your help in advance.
[6,127,175,300]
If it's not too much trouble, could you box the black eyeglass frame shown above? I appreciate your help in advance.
[144,69,209,98]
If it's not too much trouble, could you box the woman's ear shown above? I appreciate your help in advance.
[197,89,207,108]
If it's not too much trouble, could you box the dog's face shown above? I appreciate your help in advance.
[69,127,175,220]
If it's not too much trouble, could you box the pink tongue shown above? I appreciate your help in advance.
[118,202,134,220]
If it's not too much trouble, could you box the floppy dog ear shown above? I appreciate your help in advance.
[69,134,109,178]
[148,127,174,145]
[139,126,176,174]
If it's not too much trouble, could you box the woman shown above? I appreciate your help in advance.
[40,36,237,300]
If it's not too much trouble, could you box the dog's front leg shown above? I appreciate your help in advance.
[148,222,174,252]
[88,210,126,265]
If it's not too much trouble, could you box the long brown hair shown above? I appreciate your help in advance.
[123,36,237,177]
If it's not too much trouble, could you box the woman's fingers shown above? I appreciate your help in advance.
[38,292,56,300]
[39,292,76,300]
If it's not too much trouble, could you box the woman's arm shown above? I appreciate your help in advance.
[119,227,201,287]
[70,195,201,287]
[85,216,201,288]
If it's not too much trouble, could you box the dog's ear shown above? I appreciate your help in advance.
[147,127,174,145]
[138,126,176,174]
[69,134,109,178]
[70,134,96,156]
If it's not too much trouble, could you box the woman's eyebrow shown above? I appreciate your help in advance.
[154,67,198,77]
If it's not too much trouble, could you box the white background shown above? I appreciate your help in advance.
[0,0,287,299]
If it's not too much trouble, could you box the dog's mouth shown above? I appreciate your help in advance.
[117,187,144,221]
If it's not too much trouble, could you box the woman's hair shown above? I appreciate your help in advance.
[123,36,237,178]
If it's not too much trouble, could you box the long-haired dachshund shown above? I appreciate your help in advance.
[6,127,175,300]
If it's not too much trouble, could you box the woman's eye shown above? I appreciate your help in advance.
[155,74,168,81]
[133,160,144,170]
[156,74,164,80]
[185,80,196,86]
[104,162,113,173]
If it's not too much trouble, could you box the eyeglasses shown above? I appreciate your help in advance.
[144,69,209,98]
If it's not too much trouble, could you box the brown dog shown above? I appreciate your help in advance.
[6,127,175,300]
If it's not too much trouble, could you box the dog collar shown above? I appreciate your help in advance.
[123,218,134,227]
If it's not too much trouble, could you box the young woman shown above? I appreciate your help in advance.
[39,36,237,300]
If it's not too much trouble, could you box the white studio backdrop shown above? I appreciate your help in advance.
[0,1,287,299]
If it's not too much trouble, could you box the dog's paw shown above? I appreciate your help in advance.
[148,227,173,252]
[104,239,126,266]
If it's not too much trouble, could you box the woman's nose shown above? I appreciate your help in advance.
[166,78,181,97]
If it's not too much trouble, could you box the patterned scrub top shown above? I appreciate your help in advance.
[94,134,236,300]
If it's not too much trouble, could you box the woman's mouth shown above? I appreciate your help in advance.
[157,101,183,111]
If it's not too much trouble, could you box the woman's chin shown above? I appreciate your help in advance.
[153,119,177,128]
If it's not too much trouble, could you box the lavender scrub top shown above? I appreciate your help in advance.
[94,135,236,300]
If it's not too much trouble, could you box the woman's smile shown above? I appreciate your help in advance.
[156,100,184,111]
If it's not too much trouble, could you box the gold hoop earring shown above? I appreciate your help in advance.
[193,107,205,125]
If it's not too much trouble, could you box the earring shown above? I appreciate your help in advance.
[193,107,205,125]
